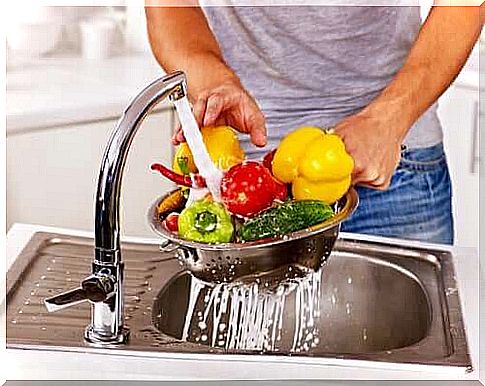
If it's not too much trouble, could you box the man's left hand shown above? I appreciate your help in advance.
[334,111,404,190]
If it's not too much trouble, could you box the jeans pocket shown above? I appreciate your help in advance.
[398,143,447,172]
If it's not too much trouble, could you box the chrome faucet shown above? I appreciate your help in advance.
[44,71,188,345]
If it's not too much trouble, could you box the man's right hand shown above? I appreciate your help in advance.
[172,75,267,148]
[145,6,267,148]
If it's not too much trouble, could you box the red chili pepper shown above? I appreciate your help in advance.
[151,163,206,188]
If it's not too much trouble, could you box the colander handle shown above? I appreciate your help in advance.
[159,238,180,253]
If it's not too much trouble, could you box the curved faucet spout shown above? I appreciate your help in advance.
[95,71,187,262]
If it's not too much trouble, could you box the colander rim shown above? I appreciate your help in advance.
[147,187,359,251]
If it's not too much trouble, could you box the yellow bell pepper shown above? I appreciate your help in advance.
[173,125,245,174]
[272,126,354,204]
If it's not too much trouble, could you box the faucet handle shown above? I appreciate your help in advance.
[44,273,115,313]
[44,287,87,312]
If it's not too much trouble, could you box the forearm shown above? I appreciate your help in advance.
[145,6,238,96]
[361,6,481,143]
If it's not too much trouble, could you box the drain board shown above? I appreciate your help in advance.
[5,232,471,369]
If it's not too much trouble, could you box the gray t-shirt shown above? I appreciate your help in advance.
[202,6,442,158]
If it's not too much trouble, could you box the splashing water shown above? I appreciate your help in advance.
[172,96,223,201]
[181,269,322,353]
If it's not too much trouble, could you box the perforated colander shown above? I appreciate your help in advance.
[148,188,358,284]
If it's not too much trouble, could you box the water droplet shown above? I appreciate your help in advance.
[41,327,46,331]
[24,300,30,305]
[347,277,352,284]
[201,334,208,342]
[18,310,23,314]
[11,320,17,324]
[198,321,207,330]
[346,303,351,315]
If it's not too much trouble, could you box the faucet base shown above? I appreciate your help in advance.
[84,326,130,346]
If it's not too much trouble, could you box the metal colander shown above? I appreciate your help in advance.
[148,188,358,284]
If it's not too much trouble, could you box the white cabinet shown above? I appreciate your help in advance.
[438,83,480,248]
[7,109,175,237]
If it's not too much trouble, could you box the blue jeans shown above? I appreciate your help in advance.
[341,143,454,245]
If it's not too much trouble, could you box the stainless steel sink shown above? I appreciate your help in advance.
[5,232,471,370]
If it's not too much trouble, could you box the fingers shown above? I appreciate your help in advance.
[203,93,224,127]
[351,163,395,191]
[192,96,208,127]
[172,97,206,145]
[172,82,268,148]
[247,111,267,147]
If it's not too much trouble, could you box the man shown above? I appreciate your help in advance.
[146,3,481,244]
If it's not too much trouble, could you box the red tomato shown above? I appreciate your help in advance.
[164,213,179,232]
[221,161,277,217]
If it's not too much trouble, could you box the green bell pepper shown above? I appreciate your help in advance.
[178,199,234,243]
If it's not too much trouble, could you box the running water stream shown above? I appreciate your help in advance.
[172,96,223,201]
[181,270,322,352]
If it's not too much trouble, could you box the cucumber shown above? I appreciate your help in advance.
[238,200,334,242]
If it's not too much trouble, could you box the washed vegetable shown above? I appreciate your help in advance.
[221,161,287,217]
[178,200,234,243]
[151,163,206,188]
[262,149,276,170]
[173,125,245,174]
[157,189,186,219]
[238,200,334,242]
[164,213,179,232]
[272,179,289,202]
[272,126,354,203]
[262,150,288,201]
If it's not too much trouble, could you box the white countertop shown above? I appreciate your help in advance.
[6,49,480,134]
[2,223,482,381]
[6,53,170,134]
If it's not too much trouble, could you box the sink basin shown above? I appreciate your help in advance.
[153,255,430,355]
[5,232,471,370]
